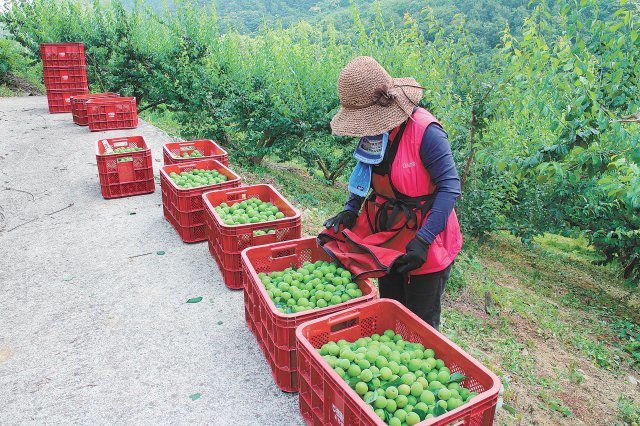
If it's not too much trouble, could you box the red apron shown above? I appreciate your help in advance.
[318,108,463,279]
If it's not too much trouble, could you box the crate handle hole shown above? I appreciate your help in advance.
[270,244,297,257]
[330,318,359,333]
[327,310,361,333]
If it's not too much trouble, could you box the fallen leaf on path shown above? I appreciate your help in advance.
[189,393,201,401]
[502,404,517,415]
[156,251,165,255]
[186,297,203,304]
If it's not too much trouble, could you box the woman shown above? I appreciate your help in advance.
[318,56,462,330]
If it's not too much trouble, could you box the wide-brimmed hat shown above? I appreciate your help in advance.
[330,56,423,137]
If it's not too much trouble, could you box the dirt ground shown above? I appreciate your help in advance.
[0,96,302,424]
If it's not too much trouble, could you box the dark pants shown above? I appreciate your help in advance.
[379,263,452,330]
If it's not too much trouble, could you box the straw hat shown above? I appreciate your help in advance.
[330,56,423,137]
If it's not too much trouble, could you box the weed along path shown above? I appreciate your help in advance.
[0,96,302,424]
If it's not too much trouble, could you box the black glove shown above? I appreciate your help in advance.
[324,210,358,233]
[394,236,430,274]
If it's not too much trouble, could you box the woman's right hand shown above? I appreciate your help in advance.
[323,210,358,233]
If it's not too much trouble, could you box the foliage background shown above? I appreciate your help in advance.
[6,0,636,282]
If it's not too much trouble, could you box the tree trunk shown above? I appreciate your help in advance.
[138,99,167,113]
[328,157,351,183]
[316,159,332,181]
[249,135,274,166]
[250,155,265,165]
[460,107,476,191]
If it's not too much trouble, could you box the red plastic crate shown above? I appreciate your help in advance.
[163,204,207,243]
[203,198,284,290]
[207,237,244,287]
[295,299,502,426]
[43,66,88,91]
[87,97,138,131]
[210,237,248,289]
[163,140,229,166]
[40,43,86,68]
[203,184,302,290]
[240,237,378,392]
[160,160,241,243]
[46,88,89,113]
[95,136,154,199]
[203,184,302,255]
[161,160,241,212]
[71,92,120,125]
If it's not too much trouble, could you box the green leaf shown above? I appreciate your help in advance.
[570,146,585,156]
[448,372,467,383]
[381,376,403,390]
[186,297,203,303]
[156,251,166,255]
[365,389,378,404]
[549,401,573,417]
[413,408,427,420]
[217,321,224,325]
[434,404,447,417]
[348,377,360,388]
[189,393,201,401]
[384,410,393,423]
[502,404,517,415]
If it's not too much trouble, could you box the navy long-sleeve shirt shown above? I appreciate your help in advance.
[344,124,461,245]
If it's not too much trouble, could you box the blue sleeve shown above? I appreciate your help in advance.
[417,124,461,244]
[344,192,364,213]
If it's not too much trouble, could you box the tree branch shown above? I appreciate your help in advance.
[138,99,167,113]
[5,217,38,233]
[316,159,331,180]
[460,107,476,191]
[329,157,351,182]
[617,113,640,123]
[45,203,74,216]
[4,186,35,201]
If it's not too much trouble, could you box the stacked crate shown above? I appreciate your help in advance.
[71,92,120,125]
[41,43,89,113]
[87,97,139,131]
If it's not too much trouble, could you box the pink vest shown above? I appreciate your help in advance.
[373,108,462,274]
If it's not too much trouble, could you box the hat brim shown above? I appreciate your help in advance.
[330,77,423,137]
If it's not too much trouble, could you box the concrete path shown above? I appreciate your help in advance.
[0,96,302,425]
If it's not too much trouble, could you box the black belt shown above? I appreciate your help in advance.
[365,193,435,233]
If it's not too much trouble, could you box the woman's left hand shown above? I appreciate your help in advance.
[394,236,430,274]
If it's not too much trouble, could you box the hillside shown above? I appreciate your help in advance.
[123,0,531,51]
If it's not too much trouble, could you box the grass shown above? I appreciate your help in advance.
[140,106,182,137]
[439,232,639,424]
[0,84,18,96]
[139,111,639,425]
[618,396,640,425]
